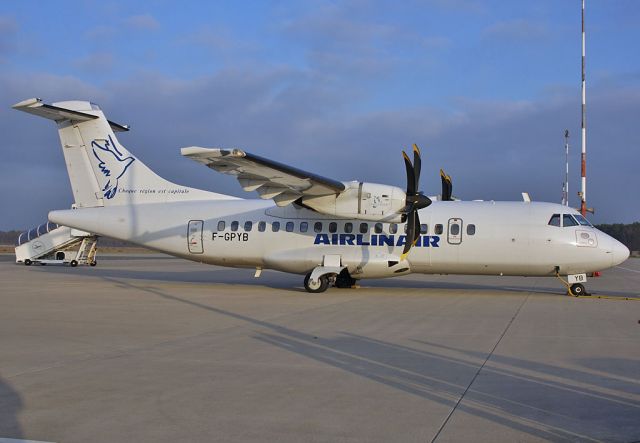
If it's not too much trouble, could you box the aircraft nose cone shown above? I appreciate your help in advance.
[611,240,630,266]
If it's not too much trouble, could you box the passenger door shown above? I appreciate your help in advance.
[188,220,204,254]
[447,218,463,245]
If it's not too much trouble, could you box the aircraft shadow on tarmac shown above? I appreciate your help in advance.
[105,277,640,442]
[0,375,24,439]
[31,261,640,298]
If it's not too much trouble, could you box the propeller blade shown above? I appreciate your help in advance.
[412,144,421,189]
[403,151,416,195]
[440,169,452,201]
[413,210,421,243]
[399,145,432,260]
[401,209,420,259]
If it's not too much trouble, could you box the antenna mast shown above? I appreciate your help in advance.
[579,0,588,216]
[563,130,569,206]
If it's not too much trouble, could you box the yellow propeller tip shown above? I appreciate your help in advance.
[412,143,421,155]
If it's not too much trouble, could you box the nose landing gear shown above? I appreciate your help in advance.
[555,269,591,296]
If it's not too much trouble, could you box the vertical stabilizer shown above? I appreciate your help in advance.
[13,98,234,207]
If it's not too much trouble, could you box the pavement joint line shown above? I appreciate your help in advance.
[616,265,640,274]
[430,290,532,443]
[0,439,56,443]
[6,279,374,380]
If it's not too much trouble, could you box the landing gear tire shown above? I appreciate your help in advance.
[304,272,330,293]
[24,259,32,266]
[334,268,356,288]
[335,275,357,288]
[90,261,97,267]
[570,283,586,296]
[70,260,78,268]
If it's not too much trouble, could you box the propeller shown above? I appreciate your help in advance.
[400,144,432,260]
[440,169,453,201]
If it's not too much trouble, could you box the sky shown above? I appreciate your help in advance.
[1,0,639,230]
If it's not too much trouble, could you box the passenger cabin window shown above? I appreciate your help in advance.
[389,223,398,234]
[435,224,443,235]
[217,221,225,231]
[244,221,252,232]
[420,224,428,234]
[548,214,561,227]
[231,221,239,232]
[300,222,308,233]
[286,222,294,232]
[344,223,353,233]
[359,223,368,234]
[314,222,323,233]
[450,224,460,235]
[467,224,476,235]
[258,221,266,232]
[563,214,578,227]
[374,223,383,234]
[272,221,280,232]
[329,222,337,233]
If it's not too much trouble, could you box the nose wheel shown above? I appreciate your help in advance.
[570,283,586,296]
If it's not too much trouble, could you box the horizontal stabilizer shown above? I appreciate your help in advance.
[13,98,130,132]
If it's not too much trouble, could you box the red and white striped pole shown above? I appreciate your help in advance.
[580,0,587,216]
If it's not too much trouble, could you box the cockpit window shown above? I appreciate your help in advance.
[573,214,592,227]
[548,214,561,227]
[563,214,578,227]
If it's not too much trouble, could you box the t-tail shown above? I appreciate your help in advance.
[13,98,232,207]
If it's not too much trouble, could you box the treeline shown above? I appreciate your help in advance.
[0,230,21,245]
[0,230,135,247]
[595,222,640,252]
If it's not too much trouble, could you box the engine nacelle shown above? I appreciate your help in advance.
[301,181,405,222]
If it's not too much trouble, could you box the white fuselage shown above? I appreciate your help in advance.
[49,198,628,279]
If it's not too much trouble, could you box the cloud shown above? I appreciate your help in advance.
[420,36,452,50]
[0,15,18,56]
[483,19,549,42]
[85,25,117,40]
[423,0,485,14]
[1,68,638,229]
[123,14,160,31]
[181,26,258,55]
[73,52,115,74]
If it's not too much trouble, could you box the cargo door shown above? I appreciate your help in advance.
[188,220,204,254]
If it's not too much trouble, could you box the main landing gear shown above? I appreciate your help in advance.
[303,268,357,293]
[304,273,331,293]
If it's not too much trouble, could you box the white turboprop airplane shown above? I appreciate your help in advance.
[13,98,630,295]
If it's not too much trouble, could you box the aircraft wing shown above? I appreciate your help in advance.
[181,147,346,206]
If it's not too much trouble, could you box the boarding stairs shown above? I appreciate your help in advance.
[15,221,98,266]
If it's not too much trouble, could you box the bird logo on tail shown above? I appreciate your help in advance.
[91,135,135,199]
